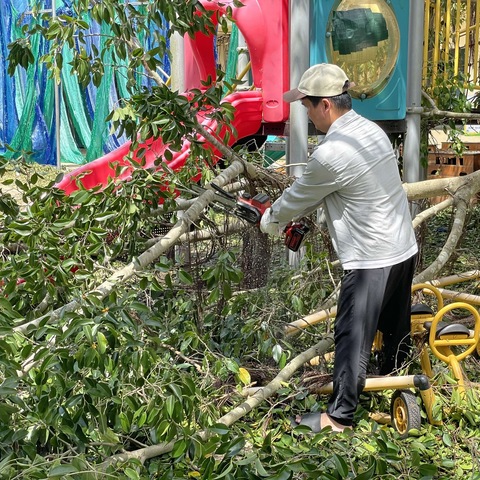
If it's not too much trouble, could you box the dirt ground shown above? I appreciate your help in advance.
[0,184,25,204]
[0,163,72,205]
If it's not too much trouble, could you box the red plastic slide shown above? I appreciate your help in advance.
[56,91,263,195]
[56,0,289,195]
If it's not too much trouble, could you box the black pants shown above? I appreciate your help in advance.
[326,255,416,426]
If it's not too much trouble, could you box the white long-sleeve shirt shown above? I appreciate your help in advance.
[268,109,418,269]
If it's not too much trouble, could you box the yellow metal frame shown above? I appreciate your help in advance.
[315,374,440,427]
[411,283,480,394]
[424,0,480,90]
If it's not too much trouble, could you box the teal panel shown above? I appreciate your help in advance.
[310,0,410,121]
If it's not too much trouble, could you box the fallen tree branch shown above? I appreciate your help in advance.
[403,170,480,201]
[11,160,251,336]
[414,182,473,283]
[195,121,288,192]
[423,287,480,306]
[285,306,338,337]
[422,90,480,120]
[101,334,334,467]
[144,220,247,248]
[412,196,454,229]
[426,270,480,287]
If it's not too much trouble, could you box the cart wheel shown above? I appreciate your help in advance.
[390,390,421,438]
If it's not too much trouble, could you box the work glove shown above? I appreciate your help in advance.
[260,208,283,236]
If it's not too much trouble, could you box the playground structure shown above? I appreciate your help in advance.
[3,2,480,178]
[286,271,480,437]
[54,0,289,194]
[3,1,419,176]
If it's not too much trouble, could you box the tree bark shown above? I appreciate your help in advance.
[413,181,473,283]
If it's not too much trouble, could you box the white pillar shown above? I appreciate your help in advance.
[237,30,250,87]
[404,0,425,184]
[287,0,310,178]
[170,32,189,264]
[287,0,310,266]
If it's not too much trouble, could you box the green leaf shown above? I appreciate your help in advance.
[96,331,108,354]
[130,301,151,313]
[48,464,79,477]
[168,383,183,402]
[332,454,349,478]
[172,439,187,458]
[236,453,257,466]
[354,461,376,480]
[0,378,18,395]
[124,467,140,480]
[224,358,239,373]
[222,281,232,299]
[213,460,234,479]
[178,269,193,285]
[419,463,438,477]
[210,423,230,435]
[119,412,131,432]
[268,470,291,480]
[166,395,176,417]
[442,432,452,446]
[254,457,270,477]
[8,222,33,236]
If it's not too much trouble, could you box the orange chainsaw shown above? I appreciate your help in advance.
[193,184,309,250]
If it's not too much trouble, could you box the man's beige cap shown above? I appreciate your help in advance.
[283,63,352,103]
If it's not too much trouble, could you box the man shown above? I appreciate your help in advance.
[260,64,418,432]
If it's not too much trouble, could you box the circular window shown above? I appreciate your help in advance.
[325,0,400,99]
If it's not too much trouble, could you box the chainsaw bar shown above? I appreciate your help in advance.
[190,184,270,224]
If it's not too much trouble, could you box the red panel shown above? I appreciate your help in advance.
[184,0,290,123]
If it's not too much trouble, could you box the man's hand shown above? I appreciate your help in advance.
[260,208,283,236]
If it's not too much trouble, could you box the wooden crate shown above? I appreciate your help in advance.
[427,148,480,204]
[427,151,480,177]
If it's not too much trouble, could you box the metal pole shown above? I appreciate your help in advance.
[237,30,250,87]
[287,0,309,179]
[287,0,310,266]
[52,0,61,168]
[170,32,185,92]
[404,0,425,184]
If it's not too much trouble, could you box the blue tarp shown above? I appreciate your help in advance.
[0,0,171,165]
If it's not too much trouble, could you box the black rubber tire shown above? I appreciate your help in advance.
[390,389,422,438]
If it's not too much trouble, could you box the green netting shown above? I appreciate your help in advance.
[4,2,86,164]
[223,24,239,96]
[2,1,172,165]
[86,23,114,162]
[61,44,92,149]
[60,91,86,164]
[6,7,41,158]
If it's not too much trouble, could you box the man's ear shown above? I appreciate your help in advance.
[322,98,331,111]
